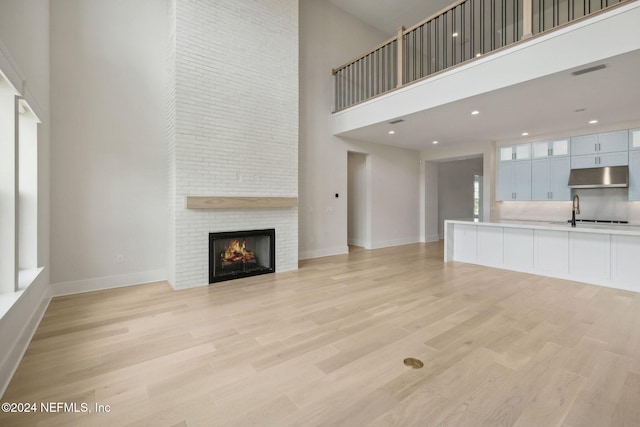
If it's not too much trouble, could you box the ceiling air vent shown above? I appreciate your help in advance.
[389,119,404,124]
[571,64,606,76]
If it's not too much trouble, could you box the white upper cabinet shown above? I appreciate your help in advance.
[630,129,640,150]
[571,130,628,156]
[497,143,532,201]
[499,143,531,161]
[570,130,629,169]
[532,139,569,158]
[570,134,598,156]
[571,151,628,169]
[598,130,629,152]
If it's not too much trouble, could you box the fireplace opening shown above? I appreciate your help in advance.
[209,229,275,283]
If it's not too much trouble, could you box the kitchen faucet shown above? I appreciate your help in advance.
[571,194,580,227]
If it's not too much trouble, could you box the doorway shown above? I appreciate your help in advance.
[437,157,484,238]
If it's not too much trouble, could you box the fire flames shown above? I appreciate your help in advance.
[221,240,255,265]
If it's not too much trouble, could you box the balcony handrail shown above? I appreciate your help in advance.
[332,35,398,75]
[332,0,633,112]
[332,0,472,77]
[403,0,471,34]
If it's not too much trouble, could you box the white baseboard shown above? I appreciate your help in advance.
[421,234,441,243]
[370,237,419,250]
[51,269,167,297]
[347,238,369,248]
[0,276,51,398]
[299,246,349,260]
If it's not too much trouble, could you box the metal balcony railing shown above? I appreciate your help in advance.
[333,0,629,112]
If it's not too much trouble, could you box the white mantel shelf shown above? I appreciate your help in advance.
[185,196,298,209]
[444,219,640,293]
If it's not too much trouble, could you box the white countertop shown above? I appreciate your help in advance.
[445,218,640,237]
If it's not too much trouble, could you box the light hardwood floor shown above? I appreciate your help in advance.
[2,242,640,426]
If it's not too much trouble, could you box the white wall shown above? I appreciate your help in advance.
[438,157,483,237]
[50,0,168,293]
[347,152,369,247]
[300,0,419,259]
[347,139,420,249]
[0,0,51,398]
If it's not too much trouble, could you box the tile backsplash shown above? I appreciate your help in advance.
[494,188,640,224]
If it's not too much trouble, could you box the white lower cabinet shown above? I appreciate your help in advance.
[611,235,640,290]
[534,230,569,274]
[446,220,640,293]
[477,227,503,265]
[503,228,533,269]
[453,224,477,263]
[569,232,610,282]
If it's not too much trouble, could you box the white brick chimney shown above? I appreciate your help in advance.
[167,0,298,289]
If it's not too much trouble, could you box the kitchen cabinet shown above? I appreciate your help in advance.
[571,130,628,155]
[571,151,628,169]
[630,129,640,150]
[532,157,571,200]
[445,220,640,292]
[630,150,640,201]
[499,143,531,161]
[532,139,569,158]
[497,160,531,201]
[498,143,532,201]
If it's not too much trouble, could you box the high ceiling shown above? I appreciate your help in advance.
[327,0,640,151]
[327,0,454,36]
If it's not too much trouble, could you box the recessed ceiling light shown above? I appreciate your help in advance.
[475,53,482,57]
[388,130,395,134]
[471,110,479,115]
[521,132,529,136]
[452,32,459,37]
[589,120,598,124]
[432,141,439,144]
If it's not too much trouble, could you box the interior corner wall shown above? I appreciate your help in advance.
[50,0,168,294]
[299,0,393,259]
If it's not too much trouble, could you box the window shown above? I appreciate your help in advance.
[0,71,41,295]
[473,175,482,222]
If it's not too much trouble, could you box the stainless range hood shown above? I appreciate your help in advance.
[568,166,629,188]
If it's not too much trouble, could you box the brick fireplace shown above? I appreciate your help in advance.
[166,0,299,289]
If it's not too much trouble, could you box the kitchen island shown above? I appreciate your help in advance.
[444,219,640,292]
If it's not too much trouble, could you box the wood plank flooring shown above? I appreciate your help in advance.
[2,241,640,426]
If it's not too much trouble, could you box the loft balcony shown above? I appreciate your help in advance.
[331,0,640,146]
